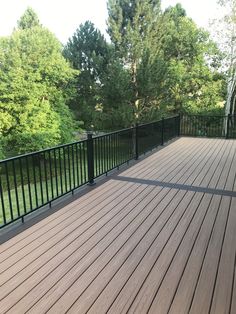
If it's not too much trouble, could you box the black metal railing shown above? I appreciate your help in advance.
[227,114,236,139]
[0,140,89,228]
[93,127,135,180]
[0,116,179,228]
[180,114,228,138]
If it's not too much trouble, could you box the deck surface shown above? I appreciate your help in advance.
[1,137,236,314]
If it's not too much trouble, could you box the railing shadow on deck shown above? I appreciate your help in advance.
[114,176,236,198]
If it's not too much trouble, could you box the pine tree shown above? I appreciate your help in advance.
[64,21,111,128]
[107,0,165,122]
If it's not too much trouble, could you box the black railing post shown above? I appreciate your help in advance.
[178,113,181,136]
[226,114,230,139]
[161,117,165,145]
[87,132,95,185]
[135,123,139,160]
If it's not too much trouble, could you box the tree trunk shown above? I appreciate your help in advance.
[131,60,140,122]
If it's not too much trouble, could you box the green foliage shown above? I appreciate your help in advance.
[17,7,41,29]
[98,58,133,129]
[64,21,112,129]
[0,4,227,161]
[107,0,165,123]
[0,10,77,158]
[161,4,226,115]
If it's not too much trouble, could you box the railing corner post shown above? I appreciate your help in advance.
[87,132,95,186]
[161,117,165,145]
[226,114,230,139]
[178,113,181,136]
[135,123,139,160]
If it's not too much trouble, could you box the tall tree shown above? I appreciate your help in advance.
[107,0,166,123]
[64,21,135,130]
[64,21,111,129]
[0,9,77,157]
[161,4,225,114]
[215,0,236,115]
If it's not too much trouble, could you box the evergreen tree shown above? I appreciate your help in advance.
[64,21,111,129]
[107,0,166,123]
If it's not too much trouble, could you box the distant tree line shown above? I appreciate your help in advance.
[0,2,228,158]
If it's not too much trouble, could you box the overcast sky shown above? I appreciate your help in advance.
[0,0,222,43]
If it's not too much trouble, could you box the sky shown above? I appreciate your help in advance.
[0,0,222,44]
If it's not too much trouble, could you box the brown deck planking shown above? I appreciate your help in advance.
[0,137,235,314]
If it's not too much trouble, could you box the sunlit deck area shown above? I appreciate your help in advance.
[0,137,236,314]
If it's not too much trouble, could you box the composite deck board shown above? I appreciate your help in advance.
[0,136,192,256]
[0,139,197,283]
[0,137,236,314]
[231,253,236,314]
[25,139,216,312]
[1,141,202,312]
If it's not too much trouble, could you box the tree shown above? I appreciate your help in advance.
[17,7,41,29]
[107,0,166,123]
[161,4,225,114]
[0,9,77,157]
[64,21,111,129]
[214,0,236,115]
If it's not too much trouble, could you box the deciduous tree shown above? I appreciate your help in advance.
[0,8,77,157]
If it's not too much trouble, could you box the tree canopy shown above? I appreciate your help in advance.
[107,0,165,123]
[0,4,228,158]
[63,21,111,129]
[17,7,41,29]
[0,8,77,157]
[161,4,225,114]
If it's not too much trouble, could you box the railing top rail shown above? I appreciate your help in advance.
[0,138,88,164]
[138,115,179,128]
[93,126,135,139]
[0,115,177,164]
[182,114,227,118]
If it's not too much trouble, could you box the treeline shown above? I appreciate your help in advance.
[0,2,226,159]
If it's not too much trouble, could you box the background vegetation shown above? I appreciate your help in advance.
[0,1,230,159]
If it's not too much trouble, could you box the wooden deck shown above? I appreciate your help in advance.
[1,137,236,314]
